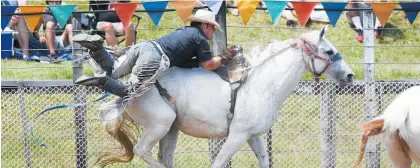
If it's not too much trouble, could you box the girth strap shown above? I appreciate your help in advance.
[155,81,175,103]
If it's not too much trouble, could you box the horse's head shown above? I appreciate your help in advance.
[227,44,244,57]
[296,25,355,86]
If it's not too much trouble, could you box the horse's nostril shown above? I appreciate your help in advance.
[347,73,355,79]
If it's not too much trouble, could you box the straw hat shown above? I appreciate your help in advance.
[186,9,223,32]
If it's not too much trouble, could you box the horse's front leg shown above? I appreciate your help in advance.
[248,136,269,168]
[211,132,250,168]
[159,124,179,168]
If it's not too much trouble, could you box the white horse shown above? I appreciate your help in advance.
[96,26,355,168]
[353,86,420,168]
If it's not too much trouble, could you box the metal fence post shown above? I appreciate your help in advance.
[72,12,88,168]
[208,2,231,168]
[18,82,31,168]
[320,82,337,168]
[363,9,380,168]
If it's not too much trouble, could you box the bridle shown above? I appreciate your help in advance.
[291,38,342,82]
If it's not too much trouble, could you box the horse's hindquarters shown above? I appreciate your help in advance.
[159,67,233,138]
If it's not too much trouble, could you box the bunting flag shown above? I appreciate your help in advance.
[48,5,76,29]
[112,3,139,28]
[20,5,46,32]
[142,1,168,27]
[263,0,288,25]
[202,0,224,14]
[235,0,260,25]
[291,2,318,27]
[370,2,397,27]
[321,2,347,27]
[1,5,18,30]
[171,0,196,24]
[399,2,420,24]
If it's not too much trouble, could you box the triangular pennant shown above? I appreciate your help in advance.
[321,2,347,27]
[235,0,260,25]
[399,2,420,24]
[20,6,46,32]
[142,1,168,27]
[370,2,397,27]
[291,1,318,27]
[112,3,139,28]
[48,5,76,29]
[1,5,18,30]
[202,0,223,14]
[263,0,288,25]
[170,0,196,24]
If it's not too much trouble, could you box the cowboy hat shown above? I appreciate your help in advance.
[185,9,223,32]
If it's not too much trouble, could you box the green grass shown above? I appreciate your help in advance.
[2,2,420,80]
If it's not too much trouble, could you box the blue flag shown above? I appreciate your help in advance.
[264,0,288,25]
[1,5,18,30]
[321,2,347,27]
[202,0,223,15]
[400,2,420,24]
[142,1,168,27]
[48,5,76,29]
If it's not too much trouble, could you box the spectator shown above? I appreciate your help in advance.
[346,1,383,43]
[2,0,32,59]
[89,0,135,51]
[35,0,73,59]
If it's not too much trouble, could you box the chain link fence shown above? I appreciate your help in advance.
[2,80,419,168]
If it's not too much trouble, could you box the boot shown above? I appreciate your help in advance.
[101,76,128,98]
[73,34,104,52]
[90,48,115,76]
[75,73,128,98]
[75,72,107,86]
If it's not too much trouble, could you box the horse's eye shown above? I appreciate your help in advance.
[326,50,334,55]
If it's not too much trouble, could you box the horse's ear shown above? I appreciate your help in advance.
[319,25,328,41]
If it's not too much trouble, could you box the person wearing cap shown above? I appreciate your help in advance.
[72,9,236,98]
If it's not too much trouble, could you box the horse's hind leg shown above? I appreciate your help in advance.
[159,125,179,168]
[211,133,250,168]
[128,93,176,168]
[385,132,412,168]
[133,120,176,168]
[247,136,269,168]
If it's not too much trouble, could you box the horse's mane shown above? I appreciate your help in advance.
[244,30,321,67]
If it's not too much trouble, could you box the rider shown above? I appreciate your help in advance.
[73,9,236,98]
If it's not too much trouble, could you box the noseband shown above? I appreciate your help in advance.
[291,38,341,82]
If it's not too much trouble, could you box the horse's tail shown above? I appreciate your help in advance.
[353,86,419,168]
[95,98,140,168]
[352,118,384,168]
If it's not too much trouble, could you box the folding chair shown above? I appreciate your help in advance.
[83,13,142,45]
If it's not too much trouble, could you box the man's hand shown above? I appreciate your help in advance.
[39,36,47,43]
[219,49,234,60]
[10,15,20,25]
[10,8,21,26]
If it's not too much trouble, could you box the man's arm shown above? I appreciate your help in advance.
[200,56,223,71]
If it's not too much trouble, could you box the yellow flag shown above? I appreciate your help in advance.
[235,0,260,25]
[370,2,397,27]
[19,5,46,32]
[171,1,196,24]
